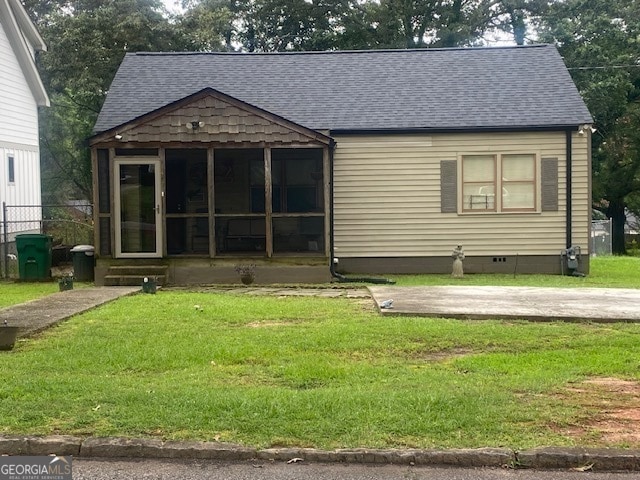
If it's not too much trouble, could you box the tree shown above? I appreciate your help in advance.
[538,0,640,254]
[180,0,514,52]
[336,0,493,49]
[235,0,351,52]
[177,0,237,51]
[482,0,549,46]
[27,0,186,201]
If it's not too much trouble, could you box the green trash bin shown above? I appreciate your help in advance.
[16,234,53,281]
[70,245,95,282]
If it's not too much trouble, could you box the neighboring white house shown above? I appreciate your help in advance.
[0,0,49,240]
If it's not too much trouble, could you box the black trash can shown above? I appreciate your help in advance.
[70,245,95,282]
[16,234,53,281]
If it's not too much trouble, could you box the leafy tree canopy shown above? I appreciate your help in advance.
[538,0,640,253]
[28,0,187,200]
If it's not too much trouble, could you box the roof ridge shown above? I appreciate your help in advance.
[130,44,551,57]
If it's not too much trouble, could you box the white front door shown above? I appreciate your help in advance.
[114,159,162,258]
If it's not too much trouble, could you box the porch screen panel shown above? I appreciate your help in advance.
[214,149,263,214]
[166,149,209,255]
[271,148,324,254]
[214,149,266,254]
[97,149,110,214]
[99,217,111,255]
[273,216,324,253]
[272,150,323,213]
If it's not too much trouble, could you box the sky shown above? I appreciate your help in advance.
[162,0,184,14]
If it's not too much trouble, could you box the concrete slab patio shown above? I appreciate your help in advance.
[368,286,640,322]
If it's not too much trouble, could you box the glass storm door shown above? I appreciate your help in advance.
[114,159,162,257]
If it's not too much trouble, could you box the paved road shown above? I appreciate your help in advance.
[73,458,640,480]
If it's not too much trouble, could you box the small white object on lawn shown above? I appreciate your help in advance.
[380,299,394,309]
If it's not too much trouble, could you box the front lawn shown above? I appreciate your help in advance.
[2,289,640,450]
[391,255,640,288]
[0,282,61,309]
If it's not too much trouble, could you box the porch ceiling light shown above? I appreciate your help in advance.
[114,134,123,140]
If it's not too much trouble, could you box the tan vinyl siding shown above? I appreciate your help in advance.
[333,132,590,258]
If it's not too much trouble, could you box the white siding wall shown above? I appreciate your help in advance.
[0,19,42,231]
[333,131,590,258]
[0,146,42,204]
[0,20,39,146]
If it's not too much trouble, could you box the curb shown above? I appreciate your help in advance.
[2,436,640,471]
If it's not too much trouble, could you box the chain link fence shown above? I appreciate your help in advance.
[1,202,93,279]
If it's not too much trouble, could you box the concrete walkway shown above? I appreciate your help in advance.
[1,286,139,336]
[368,286,640,322]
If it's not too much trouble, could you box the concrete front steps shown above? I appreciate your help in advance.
[103,265,169,287]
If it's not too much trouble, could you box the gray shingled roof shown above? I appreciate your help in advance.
[94,44,592,134]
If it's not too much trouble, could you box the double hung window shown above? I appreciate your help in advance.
[462,153,536,212]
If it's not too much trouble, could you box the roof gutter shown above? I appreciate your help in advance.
[329,124,586,136]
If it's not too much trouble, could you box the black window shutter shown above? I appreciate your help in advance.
[440,160,458,213]
[541,157,559,211]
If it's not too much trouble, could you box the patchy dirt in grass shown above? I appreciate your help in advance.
[554,377,640,446]
[416,347,474,362]
[356,297,379,313]
[246,319,304,328]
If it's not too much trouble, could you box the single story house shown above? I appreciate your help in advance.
[89,44,593,285]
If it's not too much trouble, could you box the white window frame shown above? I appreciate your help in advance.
[113,157,163,258]
[459,152,540,214]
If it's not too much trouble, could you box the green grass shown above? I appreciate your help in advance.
[2,288,640,450]
[390,256,640,288]
[0,281,92,309]
[0,282,62,308]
